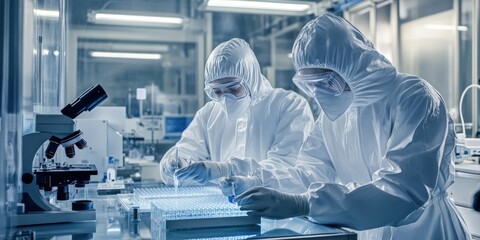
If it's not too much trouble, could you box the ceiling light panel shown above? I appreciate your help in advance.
[33,9,59,19]
[204,0,314,16]
[88,11,184,28]
[90,51,162,60]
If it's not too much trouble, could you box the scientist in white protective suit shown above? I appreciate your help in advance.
[230,14,471,240]
[158,38,314,186]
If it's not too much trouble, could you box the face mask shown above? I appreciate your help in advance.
[314,90,353,121]
[220,94,251,120]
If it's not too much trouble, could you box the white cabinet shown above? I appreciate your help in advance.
[448,162,480,238]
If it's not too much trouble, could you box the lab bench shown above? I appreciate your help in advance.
[13,184,357,240]
[449,161,480,239]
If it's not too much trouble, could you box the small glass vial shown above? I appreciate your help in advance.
[75,185,87,200]
[107,156,117,182]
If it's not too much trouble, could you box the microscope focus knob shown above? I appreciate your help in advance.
[21,173,34,184]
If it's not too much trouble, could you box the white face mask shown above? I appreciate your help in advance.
[220,94,251,120]
[314,90,353,121]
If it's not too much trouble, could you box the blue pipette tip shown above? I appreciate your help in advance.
[228,195,235,203]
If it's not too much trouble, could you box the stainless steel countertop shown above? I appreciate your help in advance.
[455,160,480,175]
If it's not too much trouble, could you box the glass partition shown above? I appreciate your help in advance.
[459,0,473,132]
[351,9,372,41]
[31,0,66,114]
[344,1,395,64]
[1,0,25,236]
[76,39,198,117]
[399,10,456,113]
[66,0,203,117]
[63,0,205,161]
[376,2,393,63]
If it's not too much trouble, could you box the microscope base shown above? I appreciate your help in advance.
[12,210,96,226]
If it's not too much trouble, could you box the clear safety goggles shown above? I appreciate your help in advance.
[293,71,347,97]
[204,79,250,101]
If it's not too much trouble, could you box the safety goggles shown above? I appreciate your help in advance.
[204,79,250,101]
[293,71,347,97]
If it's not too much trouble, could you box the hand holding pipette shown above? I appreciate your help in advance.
[159,147,192,181]
[219,176,262,200]
[218,177,236,203]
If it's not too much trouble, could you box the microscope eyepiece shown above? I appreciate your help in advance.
[61,84,108,119]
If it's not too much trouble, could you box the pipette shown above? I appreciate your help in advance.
[228,182,235,203]
[173,147,179,194]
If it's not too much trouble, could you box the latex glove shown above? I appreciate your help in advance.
[159,153,191,179]
[219,176,261,197]
[175,161,231,184]
[235,187,309,219]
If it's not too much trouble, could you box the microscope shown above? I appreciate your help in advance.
[14,84,108,226]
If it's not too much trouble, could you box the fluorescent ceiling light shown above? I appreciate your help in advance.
[33,9,59,19]
[424,24,468,32]
[287,53,293,58]
[95,13,183,24]
[78,42,170,53]
[88,11,184,28]
[208,0,310,11]
[90,51,161,60]
[205,0,313,16]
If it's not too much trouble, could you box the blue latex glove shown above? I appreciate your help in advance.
[175,161,231,184]
[159,153,191,179]
[235,187,309,219]
[219,176,261,197]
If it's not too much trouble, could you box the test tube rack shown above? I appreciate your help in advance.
[151,194,259,239]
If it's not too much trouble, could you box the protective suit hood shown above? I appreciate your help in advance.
[292,13,397,108]
[205,38,272,105]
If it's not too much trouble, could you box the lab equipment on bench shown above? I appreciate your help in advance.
[451,84,480,238]
[456,84,480,162]
[14,84,107,226]
[75,106,125,182]
[162,114,194,140]
[448,161,480,238]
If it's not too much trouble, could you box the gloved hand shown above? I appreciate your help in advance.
[175,161,231,184]
[159,153,191,179]
[235,187,309,219]
[219,176,261,197]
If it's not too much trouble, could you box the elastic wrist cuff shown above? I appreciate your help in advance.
[218,162,232,177]
[298,193,310,216]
